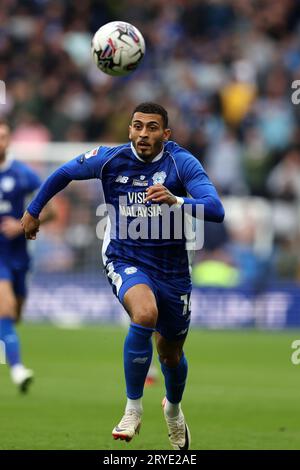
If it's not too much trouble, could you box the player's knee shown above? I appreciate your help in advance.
[131,305,158,328]
[159,352,181,368]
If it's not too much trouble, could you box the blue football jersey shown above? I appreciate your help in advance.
[27,140,224,278]
[0,160,41,268]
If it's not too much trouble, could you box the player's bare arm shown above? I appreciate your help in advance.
[39,200,57,225]
[21,201,56,240]
[21,211,40,240]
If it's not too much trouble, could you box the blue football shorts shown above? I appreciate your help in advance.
[0,259,28,298]
[105,259,192,341]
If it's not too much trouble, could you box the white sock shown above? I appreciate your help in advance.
[125,398,143,415]
[164,398,180,418]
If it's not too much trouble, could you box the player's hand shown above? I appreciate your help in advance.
[0,216,24,239]
[145,184,177,206]
[21,211,40,240]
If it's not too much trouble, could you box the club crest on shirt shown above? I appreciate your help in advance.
[0,176,15,192]
[152,171,166,185]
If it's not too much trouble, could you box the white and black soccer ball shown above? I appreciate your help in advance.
[91,21,145,76]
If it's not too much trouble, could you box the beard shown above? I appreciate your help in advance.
[133,140,164,161]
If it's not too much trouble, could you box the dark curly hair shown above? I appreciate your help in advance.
[132,102,169,129]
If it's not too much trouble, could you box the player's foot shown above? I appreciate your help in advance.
[162,397,191,450]
[112,409,142,442]
[10,364,34,393]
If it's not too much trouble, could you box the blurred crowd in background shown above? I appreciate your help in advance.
[1,0,300,287]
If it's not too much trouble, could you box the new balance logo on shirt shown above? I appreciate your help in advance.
[115,175,129,184]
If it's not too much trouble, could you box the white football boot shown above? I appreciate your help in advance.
[112,409,142,442]
[162,397,191,450]
[10,364,34,393]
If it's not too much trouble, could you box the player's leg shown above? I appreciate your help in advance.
[0,268,33,392]
[122,283,158,403]
[155,332,187,410]
[154,280,192,449]
[0,280,21,366]
[13,272,34,392]
[120,307,158,388]
[113,283,158,441]
[156,332,191,450]
[106,261,158,441]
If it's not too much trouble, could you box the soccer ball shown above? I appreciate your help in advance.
[91,21,145,77]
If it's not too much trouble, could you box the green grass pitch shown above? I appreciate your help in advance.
[1,324,300,450]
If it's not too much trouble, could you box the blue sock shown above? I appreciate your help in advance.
[0,318,21,367]
[124,323,154,399]
[160,353,188,404]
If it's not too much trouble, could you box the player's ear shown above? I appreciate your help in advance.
[163,128,171,141]
[128,125,132,140]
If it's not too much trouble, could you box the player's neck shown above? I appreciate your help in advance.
[131,142,164,163]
